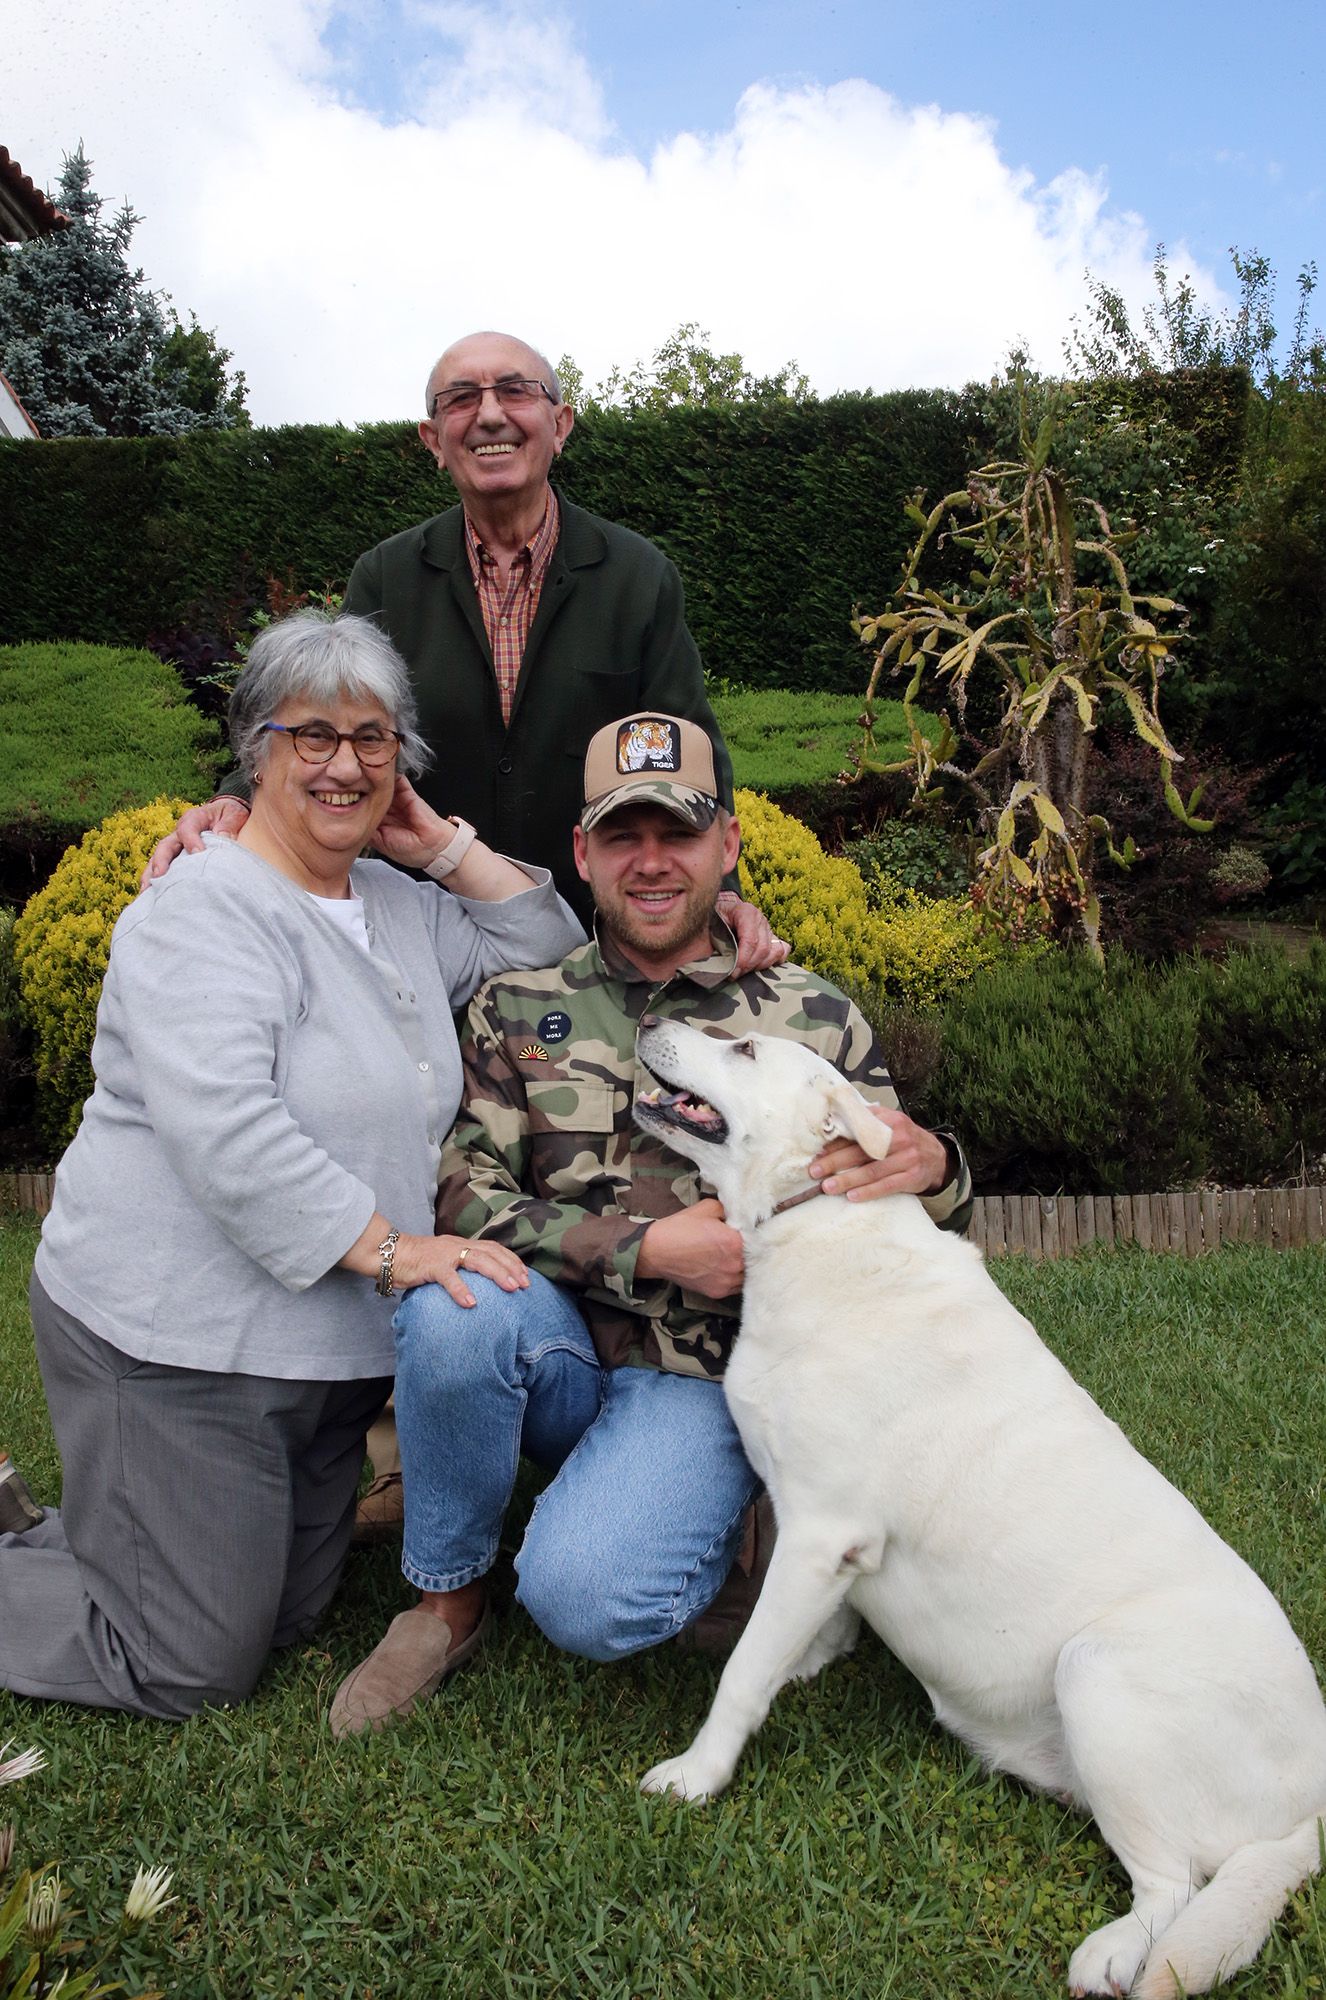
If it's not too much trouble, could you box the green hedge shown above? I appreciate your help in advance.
[0,373,1248,693]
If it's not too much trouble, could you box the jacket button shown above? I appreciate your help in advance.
[498,757,513,775]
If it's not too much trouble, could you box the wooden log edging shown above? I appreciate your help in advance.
[0,1170,57,1219]
[967,1186,1326,1258]
[1,1171,1324,1257]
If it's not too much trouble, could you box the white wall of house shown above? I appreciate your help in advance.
[0,371,37,438]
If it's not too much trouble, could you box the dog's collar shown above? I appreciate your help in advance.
[763,1182,824,1223]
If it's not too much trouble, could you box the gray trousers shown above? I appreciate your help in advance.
[0,1274,389,1719]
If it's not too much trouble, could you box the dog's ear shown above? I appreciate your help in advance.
[821,1082,893,1160]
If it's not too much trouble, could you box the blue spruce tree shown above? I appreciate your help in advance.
[0,145,247,437]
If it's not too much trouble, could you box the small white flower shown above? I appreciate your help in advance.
[124,1862,176,1925]
[1187,564,1206,574]
[0,1743,46,1787]
[26,1869,66,1946]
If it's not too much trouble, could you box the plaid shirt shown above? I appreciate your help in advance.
[463,492,560,725]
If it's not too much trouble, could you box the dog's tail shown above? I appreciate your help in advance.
[1132,1811,1326,1999]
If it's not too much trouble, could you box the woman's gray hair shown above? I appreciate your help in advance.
[228,611,432,781]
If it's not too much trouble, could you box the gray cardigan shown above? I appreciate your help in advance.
[35,838,583,1380]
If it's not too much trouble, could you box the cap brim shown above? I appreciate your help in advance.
[581,778,720,833]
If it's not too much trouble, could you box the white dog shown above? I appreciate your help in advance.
[633,1022,1326,1999]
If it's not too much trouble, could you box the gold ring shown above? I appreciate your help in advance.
[456,1248,469,1268]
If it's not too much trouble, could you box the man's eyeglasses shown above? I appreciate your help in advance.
[429,377,558,419]
[263,722,403,767]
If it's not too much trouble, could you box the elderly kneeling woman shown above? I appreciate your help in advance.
[0,612,582,1719]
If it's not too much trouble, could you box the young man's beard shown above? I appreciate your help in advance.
[595,879,717,966]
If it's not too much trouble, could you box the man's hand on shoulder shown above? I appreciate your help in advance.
[717,892,789,975]
[635,1198,745,1300]
[810,1109,952,1203]
[140,797,252,888]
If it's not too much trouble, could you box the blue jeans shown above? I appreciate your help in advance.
[393,1272,758,1661]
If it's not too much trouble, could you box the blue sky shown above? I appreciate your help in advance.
[6,0,1322,423]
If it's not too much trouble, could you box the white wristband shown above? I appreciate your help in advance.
[424,818,478,880]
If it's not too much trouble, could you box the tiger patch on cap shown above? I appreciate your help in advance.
[617,716,681,774]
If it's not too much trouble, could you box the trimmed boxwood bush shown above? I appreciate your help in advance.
[0,642,222,902]
[846,818,971,901]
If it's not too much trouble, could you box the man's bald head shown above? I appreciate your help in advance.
[424,332,563,416]
[417,330,574,526]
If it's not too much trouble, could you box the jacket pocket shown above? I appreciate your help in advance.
[526,1076,617,1133]
[525,1078,627,1199]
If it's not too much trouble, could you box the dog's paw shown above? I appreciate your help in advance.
[640,1753,727,1802]
[1067,1914,1150,1996]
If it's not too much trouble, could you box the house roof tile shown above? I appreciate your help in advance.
[0,147,71,241]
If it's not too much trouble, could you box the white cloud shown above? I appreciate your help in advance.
[403,0,611,137]
[4,1,1225,426]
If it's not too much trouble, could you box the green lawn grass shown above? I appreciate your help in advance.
[709,688,935,794]
[3,1216,1324,2000]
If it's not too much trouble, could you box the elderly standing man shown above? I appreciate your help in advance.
[342,329,776,952]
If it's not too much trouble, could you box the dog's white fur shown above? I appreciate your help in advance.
[634,1023,1326,1999]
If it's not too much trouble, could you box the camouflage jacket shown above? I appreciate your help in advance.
[436,923,973,1379]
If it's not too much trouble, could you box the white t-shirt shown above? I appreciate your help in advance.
[307,889,371,954]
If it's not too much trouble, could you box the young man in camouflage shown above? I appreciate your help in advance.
[330,713,971,1738]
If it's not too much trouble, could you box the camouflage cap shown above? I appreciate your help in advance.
[581,713,720,833]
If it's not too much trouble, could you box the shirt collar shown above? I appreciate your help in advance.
[588,912,740,991]
[463,489,560,580]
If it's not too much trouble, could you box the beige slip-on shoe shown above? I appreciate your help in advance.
[329,1599,490,1740]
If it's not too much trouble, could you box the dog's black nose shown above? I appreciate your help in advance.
[639,1013,660,1030]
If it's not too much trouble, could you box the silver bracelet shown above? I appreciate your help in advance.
[424,818,478,881]
[375,1227,401,1298]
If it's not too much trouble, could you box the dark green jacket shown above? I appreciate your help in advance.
[343,495,734,927]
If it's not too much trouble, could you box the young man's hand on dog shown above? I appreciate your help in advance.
[809,1107,950,1202]
[636,1198,745,1298]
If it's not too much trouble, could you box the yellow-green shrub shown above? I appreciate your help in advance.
[735,787,1013,1008]
[14,799,191,1148]
[866,876,1010,1010]
[735,788,881,990]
